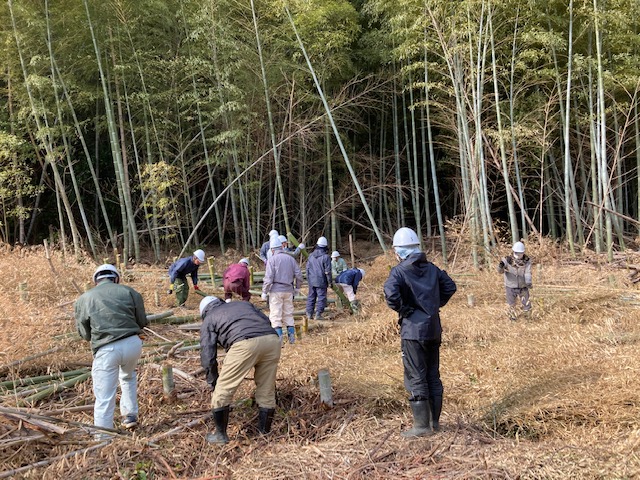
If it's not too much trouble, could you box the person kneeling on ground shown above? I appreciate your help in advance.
[199,296,282,444]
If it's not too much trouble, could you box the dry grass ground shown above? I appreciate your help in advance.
[1,239,640,479]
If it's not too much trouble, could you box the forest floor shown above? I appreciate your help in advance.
[1,238,640,479]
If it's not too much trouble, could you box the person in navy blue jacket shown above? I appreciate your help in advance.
[168,249,206,306]
[305,236,332,320]
[383,227,457,438]
[335,268,365,304]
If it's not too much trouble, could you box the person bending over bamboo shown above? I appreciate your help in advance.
[199,296,281,444]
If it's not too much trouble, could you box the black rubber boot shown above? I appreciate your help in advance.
[206,406,230,444]
[257,407,275,434]
[401,400,433,438]
[430,396,443,432]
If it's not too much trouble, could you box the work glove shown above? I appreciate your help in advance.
[506,256,513,265]
[193,285,200,291]
[261,292,268,301]
[299,243,305,250]
[498,260,505,269]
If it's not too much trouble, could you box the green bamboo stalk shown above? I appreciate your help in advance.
[250,0,291,236]
[0,368,89,391]
[18,372,91,407]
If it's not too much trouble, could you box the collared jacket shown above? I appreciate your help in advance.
[336,268,363,294]
[383,252,457,341]
[169,256,200,286]
[497,254,532,288]
[75,280,148,354]
[263,250,303,294]
[306,247,331,288]
[223,263,250,291]
[331,257,348,277]
[259,240,271,263]
[200,301,277,386]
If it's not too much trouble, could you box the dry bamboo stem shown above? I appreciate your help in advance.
[0,441,110,479]
[0,346,64,373]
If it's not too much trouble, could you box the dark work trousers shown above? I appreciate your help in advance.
[306,286,328,316]
[401,338,443,401]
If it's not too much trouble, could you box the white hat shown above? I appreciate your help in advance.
[512,241,525,253]
[269,229,279,237]
[200,296,223,315]
[316,236,328,247]
[93,264,119,283]
[331,251,340,258]
[239,258,249,265]
[193,249,206,262]
[392,227,420,247]
[278,235,288,244]
[270,236,283,249]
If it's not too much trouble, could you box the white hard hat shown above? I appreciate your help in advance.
[392,227,420,247]
[270,236,283,249]
[317,236,328,247]
[331,251,340,258]
[269,229,279,238]
[278,235,288,244]
[193,249,206,262]
[358,268,365,278]
[512,241,525,253]
[200,296,223,315]
[239,258,249,265]
[93,264,119,283]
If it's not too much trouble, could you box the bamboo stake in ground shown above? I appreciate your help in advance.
[162,363,176,403]
[318,369,333,408]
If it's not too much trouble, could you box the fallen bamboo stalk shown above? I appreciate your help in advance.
[0,406,120,434]
[0,346,64,373]
[149,314,200,325]
[147,415,207,443]
[146,310,174,322]
[0,441,110,479]
[18,372,91,407]
[0,368,90,391]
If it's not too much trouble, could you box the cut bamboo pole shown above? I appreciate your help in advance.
[18,372,91,407]
[162,363,176,402]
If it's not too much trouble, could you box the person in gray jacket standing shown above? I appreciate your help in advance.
[497,241,533,320]
[262,236,303,344]
[75,264,148,435]
[200,296,281,444]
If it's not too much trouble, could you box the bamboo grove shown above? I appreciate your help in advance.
[1,0,639,263]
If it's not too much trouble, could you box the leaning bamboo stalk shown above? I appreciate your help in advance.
[18,372,91,407]
[284,6,387,253]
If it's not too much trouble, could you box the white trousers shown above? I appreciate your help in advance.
[92,335,142,429]
[268,291,295,328]
[339,284,356,301]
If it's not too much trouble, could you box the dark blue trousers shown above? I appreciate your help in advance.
[306,286,328,316]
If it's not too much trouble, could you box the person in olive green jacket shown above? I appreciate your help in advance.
[75,264,148,436]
